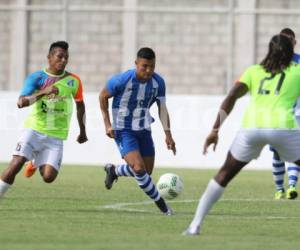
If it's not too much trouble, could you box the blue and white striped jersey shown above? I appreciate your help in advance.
[106,69,166,130]
[293,53,300,64]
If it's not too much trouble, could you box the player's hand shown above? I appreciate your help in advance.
[77,131,88,144]
[166,135,176,155]
[203,130,219,155]
[42,86,59,96]
[106,126,115,138]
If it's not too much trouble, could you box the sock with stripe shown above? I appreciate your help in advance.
[271,153,285,191]
[287,164,300,187]
[115,164,135,177]
[134,169,169,213]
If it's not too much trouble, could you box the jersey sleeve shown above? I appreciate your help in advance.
[69,73,84,102]
[74,80,83,102]
[106,75,122,96]
[238,66,253,90]
[155,75,166,105]
[20,72,42,96]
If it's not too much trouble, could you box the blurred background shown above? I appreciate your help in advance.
[1,0,300,168]
[2,0,300,93]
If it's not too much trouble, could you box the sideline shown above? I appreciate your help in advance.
[97,198,300,214]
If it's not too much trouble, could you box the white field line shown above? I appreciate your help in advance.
[97,198,300,216]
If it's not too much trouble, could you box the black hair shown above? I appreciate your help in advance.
[137,47,155,60]
[49,41,69,53]
[260,34,294,74]
[280,28,295,38]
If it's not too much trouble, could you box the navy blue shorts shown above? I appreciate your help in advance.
[114,129,155,158]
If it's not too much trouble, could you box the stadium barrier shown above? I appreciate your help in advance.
[0,91,273,169]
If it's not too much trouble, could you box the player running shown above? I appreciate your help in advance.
[99,47,176,215]
[183,34,300,235]
[0,41,87,198]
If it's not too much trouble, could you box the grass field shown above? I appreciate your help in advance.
[1,164,300,250]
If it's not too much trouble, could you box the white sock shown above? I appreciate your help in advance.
[0,179,11,197]
[189,179,225,230]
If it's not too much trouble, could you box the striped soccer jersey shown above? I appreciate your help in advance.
[106,69,166,131]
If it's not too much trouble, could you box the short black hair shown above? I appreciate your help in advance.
[280,28,295,38]
[137,47,155,60]
[49,41,69,53]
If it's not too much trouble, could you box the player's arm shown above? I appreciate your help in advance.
[75,101,88,144]
[203,82,248,154]
[17,72,58,108]
[17,86,58,108]
[99,88,114,138]
[157,98,176,155]
[73,76,88,144]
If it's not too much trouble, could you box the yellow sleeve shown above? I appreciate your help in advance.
[238,66,254,90]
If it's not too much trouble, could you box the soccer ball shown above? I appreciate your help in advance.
[157,173,184,200]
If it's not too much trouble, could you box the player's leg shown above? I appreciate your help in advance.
[39,165,58,183]
[104,130,137,189]
[275,129,300,199]
[143,157,155,175]
[124,150,171,215]
[183,129,263,236]
[0,155,27,197]
[183,152,247,235]
[34,137,63,183]
[111,156,154,179]
[1,129,37,197]
[109,130,155,178]
[139,129,155,175]
[286,163,300,199]
[113,163,135,177]
[269,146,286,199]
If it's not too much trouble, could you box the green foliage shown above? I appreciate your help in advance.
[0,165,300,250]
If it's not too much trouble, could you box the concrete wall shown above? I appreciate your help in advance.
[256,0,300,65]
[2,0,300,95]
[0,92,274,169]
[137,0,228,94]
[0,0,13,90]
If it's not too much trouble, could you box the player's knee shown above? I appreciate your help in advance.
[130,162,144,173]
[216,165,242,187]
[132,167,146,175]
[42,173,56,183]
[215,169,232,187]
[42,176,55,183]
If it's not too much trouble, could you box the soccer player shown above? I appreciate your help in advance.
[99,47,176,215]
[183,34,300,235]
[0,41,88,198]
[270,28,300,200]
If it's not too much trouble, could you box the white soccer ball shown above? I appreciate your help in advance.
[157,173,184,200]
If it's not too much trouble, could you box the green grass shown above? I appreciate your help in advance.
[0,164,300,250]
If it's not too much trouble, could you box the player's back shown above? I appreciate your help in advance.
[241,63,300,129]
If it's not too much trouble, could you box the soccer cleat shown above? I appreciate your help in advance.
[286,186,298,200]
[274,189,285,200]
[164,205,173,216]
[182,226,201,236]
[155,197,172,215]
[23,161,37,178]
[104,164,118,190]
